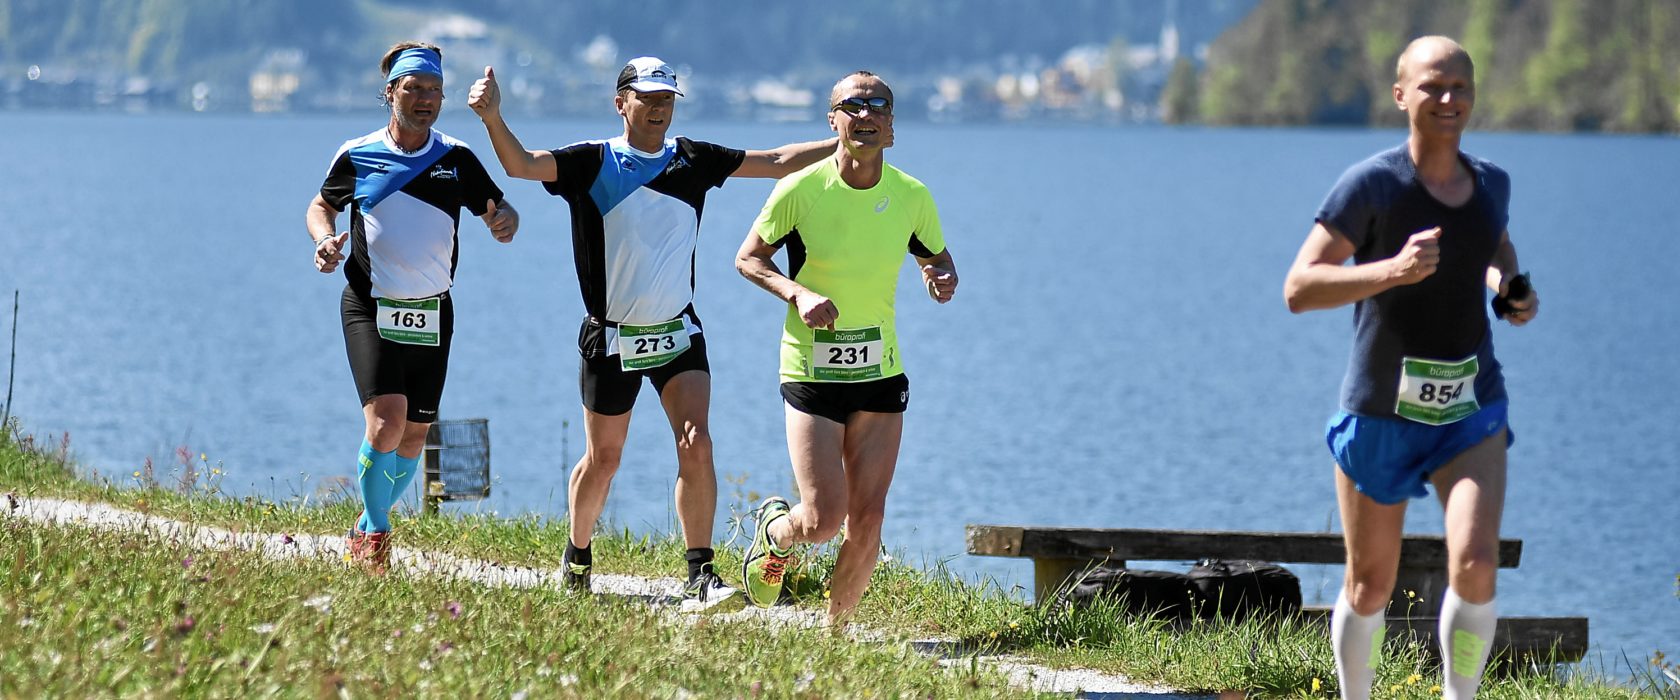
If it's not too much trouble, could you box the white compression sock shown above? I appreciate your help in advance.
[1332,589,1385,700]
[1439,588,1497,700]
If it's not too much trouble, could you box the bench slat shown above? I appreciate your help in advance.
[967,525,1523,568]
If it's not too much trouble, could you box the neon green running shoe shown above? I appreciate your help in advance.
[562,542,591,594]
[563,560,591,593]
[742,497,793,608]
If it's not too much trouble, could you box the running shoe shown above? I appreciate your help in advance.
[562,560,591,593]
[347,527,391,575]
[681,566,740,612]
[562,542,591,593]
[365,531,391,574]
[742,496,794,608]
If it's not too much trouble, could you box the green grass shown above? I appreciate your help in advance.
[1,425,1673,698]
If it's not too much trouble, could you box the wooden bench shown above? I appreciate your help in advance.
[967,525,1587,661]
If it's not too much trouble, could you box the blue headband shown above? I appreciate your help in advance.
[386,48,442,84]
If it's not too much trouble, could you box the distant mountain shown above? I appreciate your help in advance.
[0,0,1258,116]
[1189,0,1679,132]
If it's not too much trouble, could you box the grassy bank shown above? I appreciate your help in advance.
[1,426,1669,698]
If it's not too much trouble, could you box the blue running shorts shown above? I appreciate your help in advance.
[1325,401,1513,505]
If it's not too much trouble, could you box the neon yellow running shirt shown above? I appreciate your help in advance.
[750,158,945,383]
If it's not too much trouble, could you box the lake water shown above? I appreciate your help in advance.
[0,111,1674,664]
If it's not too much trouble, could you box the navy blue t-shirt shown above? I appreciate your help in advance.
[1316,144,1511,418]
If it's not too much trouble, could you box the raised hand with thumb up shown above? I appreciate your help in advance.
[468,66,500,118]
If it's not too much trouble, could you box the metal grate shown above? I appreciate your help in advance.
[423,418,490,503]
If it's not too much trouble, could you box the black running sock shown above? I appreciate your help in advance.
[564,542,592,568]
[686,547,714,581]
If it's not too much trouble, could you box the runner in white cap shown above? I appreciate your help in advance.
[467,56,836,608]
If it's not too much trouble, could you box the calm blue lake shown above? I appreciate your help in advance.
[0,110,1674,663]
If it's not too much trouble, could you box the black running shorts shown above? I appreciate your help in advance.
[341,286,453,423]
[577,316,710,416]
[780,374,910,424]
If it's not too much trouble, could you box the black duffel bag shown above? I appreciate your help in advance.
[1187,559,1302,621]
[1057,566,1198,620]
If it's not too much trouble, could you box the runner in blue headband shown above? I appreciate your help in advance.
[307,41,519,574]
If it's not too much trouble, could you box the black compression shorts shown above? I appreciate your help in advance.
[577,315,709,416]
[341,286,453,423]
[779,375,909,424]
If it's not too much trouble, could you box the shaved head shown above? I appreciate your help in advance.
[1396,35,1474,84]
[830,70,893,106]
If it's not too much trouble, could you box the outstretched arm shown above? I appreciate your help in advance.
[1283,222,1440,313]
[735,231,838,330]
[731,137,839,178]
[468,66,558,182]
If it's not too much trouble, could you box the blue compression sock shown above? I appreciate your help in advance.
[385,452,422,522]
[356,440,399,532]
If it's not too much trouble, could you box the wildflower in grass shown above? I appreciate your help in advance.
[1311,677,1321,693]
[281,533,294,545]
[1430,685,1441,693]
[174,615,195,635]
[1406,673,1422,685]
[303,594,332,614]
[182,556,193,569]
[1008,621,1018,629]
[250,623,276,634]
[446,601,462,619]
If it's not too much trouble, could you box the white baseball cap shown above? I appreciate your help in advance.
[615,57,683,96]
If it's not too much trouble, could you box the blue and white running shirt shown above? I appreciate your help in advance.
[542,136,745,328]
[319,128,503,299]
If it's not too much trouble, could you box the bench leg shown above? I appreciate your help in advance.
[1033,558,1119,604]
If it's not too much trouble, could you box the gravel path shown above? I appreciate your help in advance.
[2,494,1233,699]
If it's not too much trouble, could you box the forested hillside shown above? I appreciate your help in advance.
[0,0,1250,83]
[1179,0,1679,132]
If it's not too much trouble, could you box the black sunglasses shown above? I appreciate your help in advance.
[832,97,892,115]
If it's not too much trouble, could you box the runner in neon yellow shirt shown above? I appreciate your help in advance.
[759,149,943,384]
[734,70,958,624]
